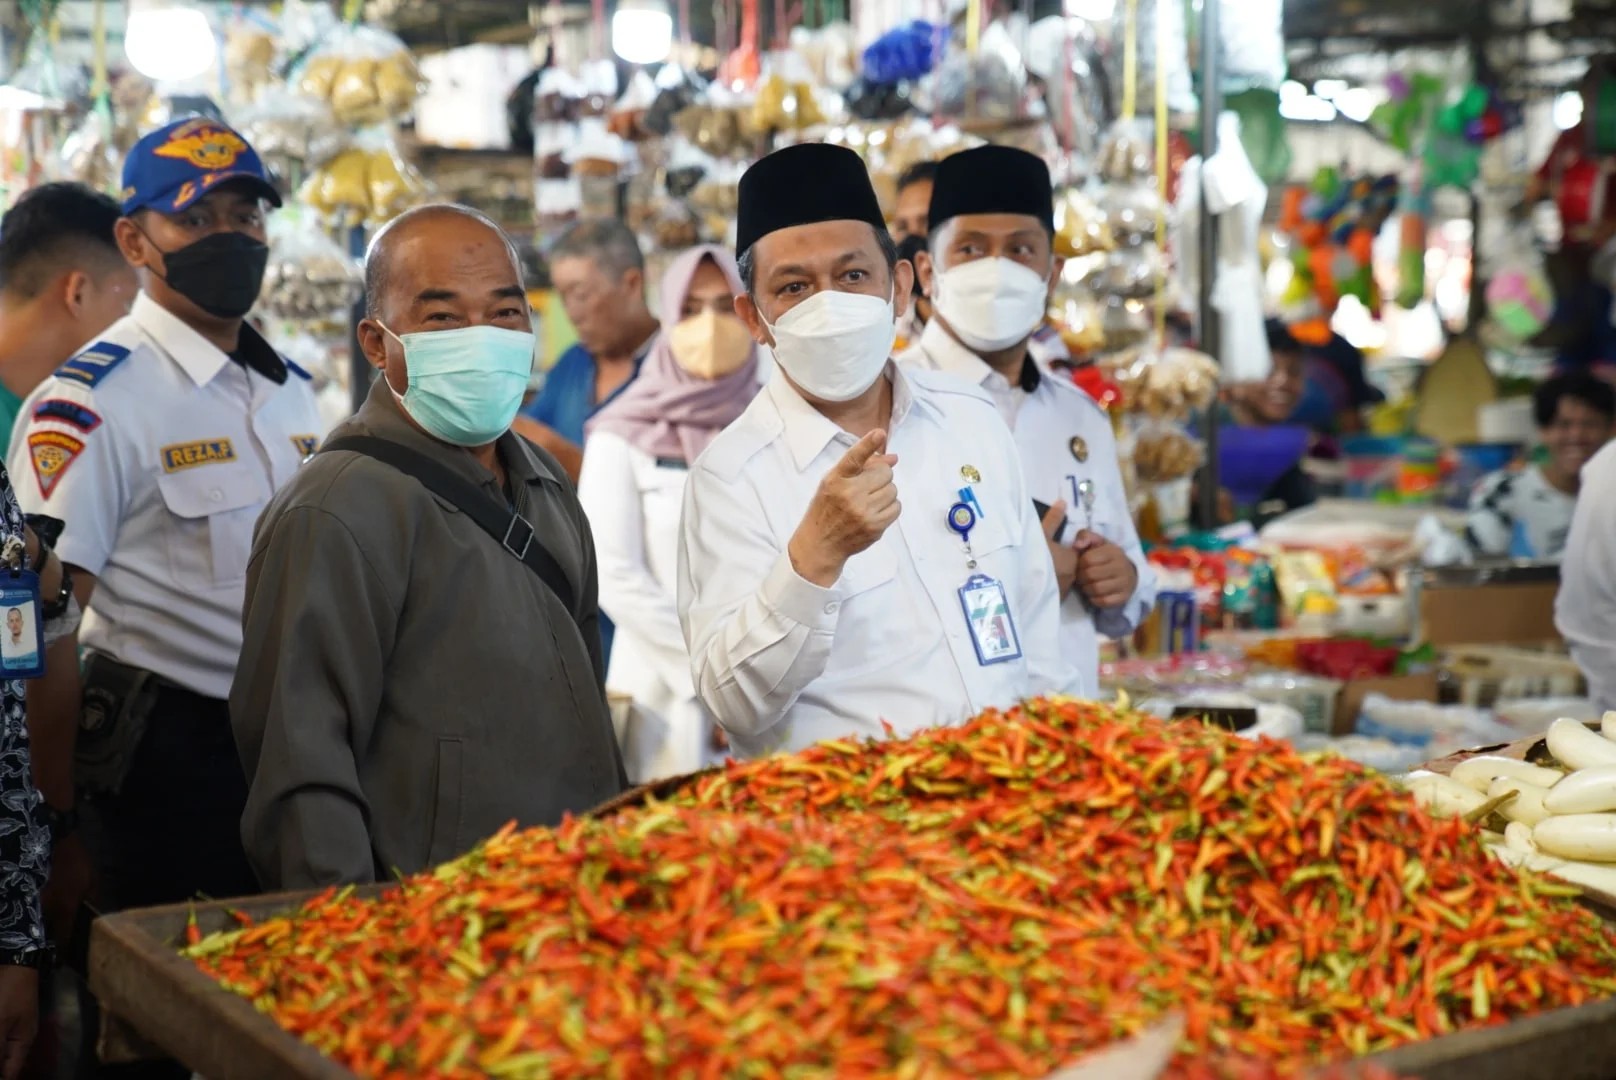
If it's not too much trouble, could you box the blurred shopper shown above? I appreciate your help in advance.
[578,245,759,780]
[233,205,625,890]
[0,184,136,448]
[1467,373,1616,561]
[890,160,936,244]
[515,219,659,481]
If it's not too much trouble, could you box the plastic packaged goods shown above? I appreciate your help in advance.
[1130,419,1205,484]
[297,136,432,227]
[257,211,363,322]
[234,89,351,173]
[294,25,423,127]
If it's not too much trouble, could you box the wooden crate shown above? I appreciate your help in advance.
[88,885,1616,1080]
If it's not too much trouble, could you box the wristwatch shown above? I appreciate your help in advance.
[42,562,73,621]
[0,949,50,971]
[38,803,77,842]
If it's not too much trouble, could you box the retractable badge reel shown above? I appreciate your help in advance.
[0,536,44,680]
[947,497,1023,666]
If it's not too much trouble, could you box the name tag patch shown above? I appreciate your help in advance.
[162,439,236,473]
[32,399,102,433]
[290,434,319,457]
[27,431,84,498]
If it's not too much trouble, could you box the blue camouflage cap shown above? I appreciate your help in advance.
[120,116,281,217]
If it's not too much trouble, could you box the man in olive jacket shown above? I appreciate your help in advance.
[231,204,627,889]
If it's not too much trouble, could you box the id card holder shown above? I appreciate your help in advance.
[0,570,45,679]
[959,572,1023,666]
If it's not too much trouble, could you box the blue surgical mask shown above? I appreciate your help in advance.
[380,323,535,447]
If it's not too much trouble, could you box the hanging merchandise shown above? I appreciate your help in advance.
[1393,167,1429,309]
[1484,229,1554,345]
[297,133,432,227]
[223,9,279,105]
[293,25,424,127]
[1188,112,1271,384]
[860,21,948,86]
[1276,169,1399,342]
[792,23,860,89]
[1225,88,1289,187]
[752,54,828,133]
[1369,72,1445,155]
[931,21,1029,123]
[257,210,364,323]
[234,89,352,179]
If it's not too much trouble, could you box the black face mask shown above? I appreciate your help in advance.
[149,230,269,320]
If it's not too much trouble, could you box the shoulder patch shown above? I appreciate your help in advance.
[54,343,131,389]
[284,358,313,381]
[32,398,103,433]
[28,431,84,497]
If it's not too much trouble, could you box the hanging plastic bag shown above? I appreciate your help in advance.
[257,208,363,321]
[294,25,423,127]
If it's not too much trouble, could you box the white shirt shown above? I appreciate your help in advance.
[899,320,1156,693]
[1558,442,1616,711]
[1466,465,1577,561]
[677,362,1079,759]
[577,430,705,779]
[9,292,322,699]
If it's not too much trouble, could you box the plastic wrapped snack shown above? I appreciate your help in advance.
[297,137,431,227]
[1130,419,1206,483]
[1054,189,1115,258]
[224,17,278,103]
[295,25,423,127]
[258,211,363,321]
[1105,346,1219,420]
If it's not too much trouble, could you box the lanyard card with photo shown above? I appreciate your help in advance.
[0,570,44,679]
[959,572,1022,666]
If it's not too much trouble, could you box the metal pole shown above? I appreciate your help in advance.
[1195,0,1222,529]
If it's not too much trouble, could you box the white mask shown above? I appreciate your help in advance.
[762,288,897,402]
[932,256,1050,352]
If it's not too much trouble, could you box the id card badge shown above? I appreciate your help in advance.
[959,572,1023,666]
[0,571,45,679]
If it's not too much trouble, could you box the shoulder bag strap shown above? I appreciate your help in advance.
[322,434,579,619]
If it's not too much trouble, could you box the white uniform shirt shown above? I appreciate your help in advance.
[578,430,705,779]
[899,320,1156,693]
[677,362,1079,759]
[1557,442,1616,711]
[8,292,322,699]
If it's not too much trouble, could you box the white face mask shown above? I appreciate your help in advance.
[932,256,1051,352]
[762,288,897,403]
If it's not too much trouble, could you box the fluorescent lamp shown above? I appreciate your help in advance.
[1313,78,1348,100]
[612,1,673,65]
[124,5,215,83]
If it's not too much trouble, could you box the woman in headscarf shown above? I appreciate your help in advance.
[577,244,760,781]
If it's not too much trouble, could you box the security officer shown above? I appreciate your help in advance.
[678,143,1079,760]
[899,145,1156,695]
[8,117,321,936]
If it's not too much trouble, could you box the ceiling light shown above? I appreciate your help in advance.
[1337,87,1377,123]
[1555,91,1584,131]
[612,0,673,65]
[124,4,215,83]
[1313,78,1348,100]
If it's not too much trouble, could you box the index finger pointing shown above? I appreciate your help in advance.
[837,429,888,475]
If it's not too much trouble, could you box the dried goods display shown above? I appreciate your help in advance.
[186,699,1616,1078]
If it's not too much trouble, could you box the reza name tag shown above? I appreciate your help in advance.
[959,572,1023,666]
[0,571,45,680]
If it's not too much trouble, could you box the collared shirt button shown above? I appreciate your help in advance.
[209,488,224,503]
[824,601,839,615]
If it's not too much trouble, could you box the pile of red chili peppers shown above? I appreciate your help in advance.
[184,698,1616,1079]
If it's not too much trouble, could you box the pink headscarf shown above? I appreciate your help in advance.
[585,244,760,464]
